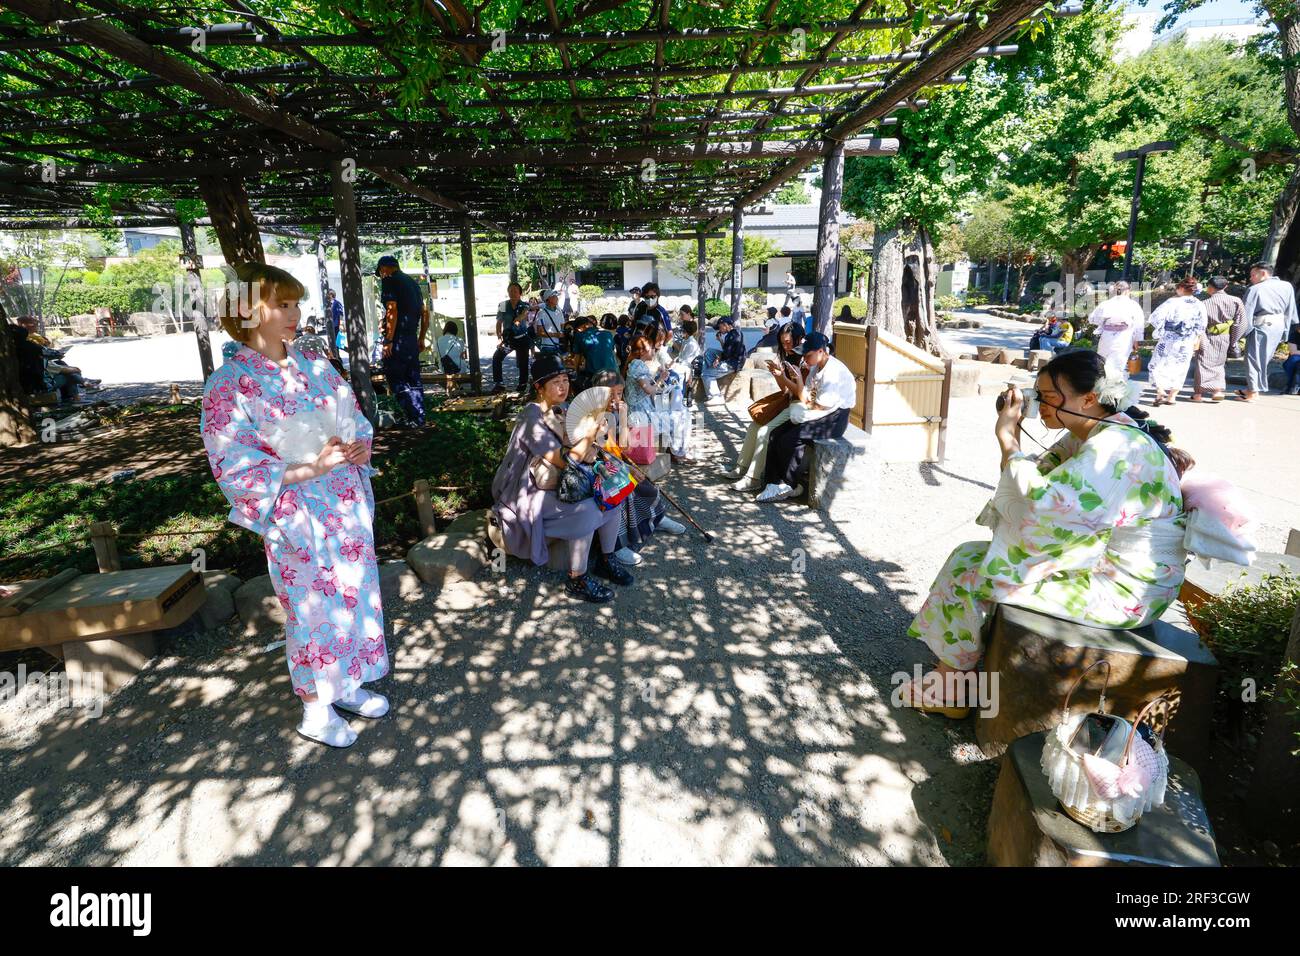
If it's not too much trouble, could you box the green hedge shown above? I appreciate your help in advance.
[48,282,135,319]
[832,296,868,319]
[703,298,730,317]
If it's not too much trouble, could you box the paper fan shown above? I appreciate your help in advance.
[566,386,613,443]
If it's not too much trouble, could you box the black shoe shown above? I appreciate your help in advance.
[491,383,506,394]
[593,551,634,586]
[566,573,614,603]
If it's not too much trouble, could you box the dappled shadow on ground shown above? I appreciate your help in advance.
[0,404,990,866]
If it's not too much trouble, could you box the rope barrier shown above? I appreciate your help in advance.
[0,480,474,567]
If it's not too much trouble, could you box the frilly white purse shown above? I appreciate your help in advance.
[1040,660,1170,834]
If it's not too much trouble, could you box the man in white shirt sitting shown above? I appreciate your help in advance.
[756,331,856,502]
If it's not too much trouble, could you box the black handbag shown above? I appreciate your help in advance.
[557,454,595,504]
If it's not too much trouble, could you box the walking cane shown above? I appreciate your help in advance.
[605,441,714,543]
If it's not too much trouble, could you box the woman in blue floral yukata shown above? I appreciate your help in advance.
[904,350,1188,717]
[201,263,389,748]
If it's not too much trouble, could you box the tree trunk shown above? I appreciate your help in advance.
[1266,161,1300,284]
[867,226,905,337]
[197,175,265,264]
[911,224,946,357]
[0,304,37,447]
[1059,246,1094,284]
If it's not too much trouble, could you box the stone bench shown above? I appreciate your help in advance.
[806,425,879,522]
[987,731,1219,866]
[976,603,1218,775]
[1,566,208,701]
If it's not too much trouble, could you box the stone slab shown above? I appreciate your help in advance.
[987,732,1219,867]
[232,574,283,638]
[807,425,880,523]
[976,603,1218,775]
[407,529,489,590]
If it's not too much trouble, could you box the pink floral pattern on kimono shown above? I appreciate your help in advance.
[201,343,388,704]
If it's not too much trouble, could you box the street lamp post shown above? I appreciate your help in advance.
[1113,140,1176,281]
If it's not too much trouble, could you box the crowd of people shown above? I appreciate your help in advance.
[489,280,713,605]
[1034,262,1300,404]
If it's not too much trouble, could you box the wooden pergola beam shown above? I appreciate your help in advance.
[0,137,899,185]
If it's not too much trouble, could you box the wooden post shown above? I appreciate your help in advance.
[937,357,953,463]
[507,234,519,287]
[196,174,265,264]
[89,521,121,572]
[863,323,879,435]
[330,159,377,424]
[695,231,708,331]
[179,221,213,381]
[314,238,331,318]
[730,205,744,325]
[413,479,437,538]
[813,139,845,336]
[460,218,482,392]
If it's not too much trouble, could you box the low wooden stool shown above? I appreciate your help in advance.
[987,732,1219,867]
[976,603,1218,774]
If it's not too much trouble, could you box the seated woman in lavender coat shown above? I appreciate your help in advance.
[490,353,632,603]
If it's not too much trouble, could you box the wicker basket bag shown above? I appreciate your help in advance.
[1040,661,1171,834]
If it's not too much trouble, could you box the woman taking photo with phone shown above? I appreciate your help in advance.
[728,324,805,492]
[903,350,1188,716]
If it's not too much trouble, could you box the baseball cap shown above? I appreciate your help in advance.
[800,331,831,354]
[373,255,399,276]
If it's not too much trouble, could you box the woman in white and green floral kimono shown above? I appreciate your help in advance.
[904,350,1188,715]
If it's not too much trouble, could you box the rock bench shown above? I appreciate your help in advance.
[976,603,1218,775]
[806,424,880,523]
[987,731,1219,867]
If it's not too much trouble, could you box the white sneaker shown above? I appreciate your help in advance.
[333,687,390,719]
[657,516,686,535]
[757,482,800,502]
[297,707,358,747]
[615,547,644,566]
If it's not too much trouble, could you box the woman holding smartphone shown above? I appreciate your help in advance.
[728,325,804,492]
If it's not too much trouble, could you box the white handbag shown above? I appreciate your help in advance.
[1040,661,1170,833]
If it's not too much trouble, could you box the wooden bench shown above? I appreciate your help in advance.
[987,731,1219,866]
[0,566,207,701]
[976,603,1218,774]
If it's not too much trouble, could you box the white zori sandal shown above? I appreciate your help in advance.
[297,705,359,749]
[332,688,391,720]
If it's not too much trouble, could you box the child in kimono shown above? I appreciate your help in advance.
[201,263,389,748]
[904,350,1187,716]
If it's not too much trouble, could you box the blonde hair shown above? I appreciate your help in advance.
[218,261,306,342]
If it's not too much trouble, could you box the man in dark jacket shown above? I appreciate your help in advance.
[701,315,744,401]
[376,254,428,426]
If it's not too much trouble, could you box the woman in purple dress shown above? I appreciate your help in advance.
[201,263,389,749]
[491,354,631,603]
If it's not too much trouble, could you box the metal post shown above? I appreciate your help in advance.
[314,238,330,316]
[507,234,519,287]
[813,139,845,335]
[459,218,482,392]
[330,159,377,424]
[730,205,744,325]
[1121,153,1146,282]
[178,221,213,381]
[695,231,708,332]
